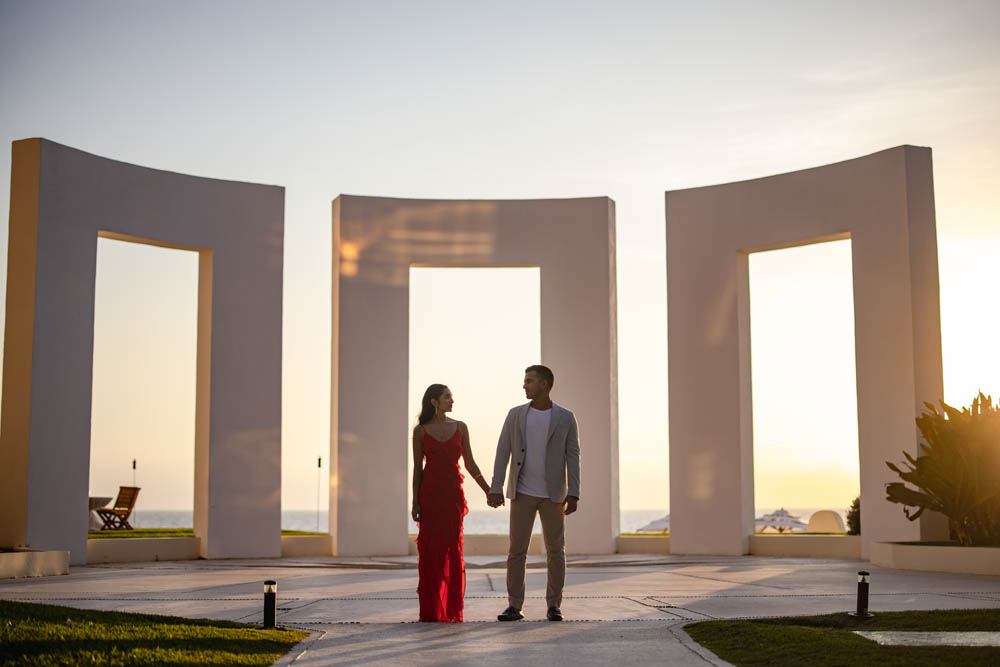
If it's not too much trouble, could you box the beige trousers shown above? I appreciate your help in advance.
[507,494,566,609]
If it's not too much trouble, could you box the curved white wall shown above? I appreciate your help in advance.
[332,195,620,555]
[666,145,948,557]
[0,138,285,563]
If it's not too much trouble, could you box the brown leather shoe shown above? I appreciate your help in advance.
[497,606,524,621]
[547,606,563,621]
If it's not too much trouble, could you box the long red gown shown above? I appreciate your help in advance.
[416,428,468,622]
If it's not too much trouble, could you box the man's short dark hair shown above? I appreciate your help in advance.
[525,364,554,388]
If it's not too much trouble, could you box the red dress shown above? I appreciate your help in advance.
[416,427,468,622]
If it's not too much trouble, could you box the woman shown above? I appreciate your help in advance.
[412,384,491,622]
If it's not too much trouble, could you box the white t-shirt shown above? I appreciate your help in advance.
[517,406,551,498]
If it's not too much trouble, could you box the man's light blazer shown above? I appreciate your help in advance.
[490,402,581,502]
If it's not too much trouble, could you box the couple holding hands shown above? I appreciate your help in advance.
[411,364,581,623]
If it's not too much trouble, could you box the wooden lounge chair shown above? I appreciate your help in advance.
[96,486,140,530]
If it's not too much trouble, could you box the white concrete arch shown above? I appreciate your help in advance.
[666,145,947,558]
[332,195,619,556]
[0,138,284,564]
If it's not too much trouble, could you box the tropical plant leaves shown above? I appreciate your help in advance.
[884,392,1000,546]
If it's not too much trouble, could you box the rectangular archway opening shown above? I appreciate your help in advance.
[408,266,541,535]
[749,238,860,534]
[89,237,198,533]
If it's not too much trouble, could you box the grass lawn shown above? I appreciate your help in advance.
[0,600,309,665]
[685,609,1000,666]
[88,529,326,539]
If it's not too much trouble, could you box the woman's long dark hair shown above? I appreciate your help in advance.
[418,384,448,426]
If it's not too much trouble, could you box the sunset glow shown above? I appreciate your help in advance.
[0,2,997,520]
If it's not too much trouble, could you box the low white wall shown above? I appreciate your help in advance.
[749,535,861,559]
[0,549,69,579]
[617,536,670,554]
[870,542,1000,576]
[87,538,200,564]
[281,535,332,557]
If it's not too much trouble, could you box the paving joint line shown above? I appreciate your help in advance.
[275,599,324,614]
[5,591,968,602]
[278,619,686,625]
[0,595,296,602]
[623,596,702,620]
[941,592,1000,602]
[659,570,795,591]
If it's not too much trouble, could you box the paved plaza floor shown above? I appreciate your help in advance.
[2,554,1000,665]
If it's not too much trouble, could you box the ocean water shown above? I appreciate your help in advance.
[129,507,845,533]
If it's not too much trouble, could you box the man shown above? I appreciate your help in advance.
[488,364,581,622]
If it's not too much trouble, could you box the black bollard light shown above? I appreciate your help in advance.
[848,570,873,618]
[263,580,277,628]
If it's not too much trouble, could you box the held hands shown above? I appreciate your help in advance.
[486,493,505,508]
[563,496,579,516]
[411,502,421,522]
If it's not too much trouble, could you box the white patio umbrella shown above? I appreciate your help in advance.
[755,508,807,533]
[636,514,670,533]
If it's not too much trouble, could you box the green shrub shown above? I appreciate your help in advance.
[846,496,860,535]
[885,392,1000,546]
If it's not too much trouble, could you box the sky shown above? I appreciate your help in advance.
[1,1,997,517]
